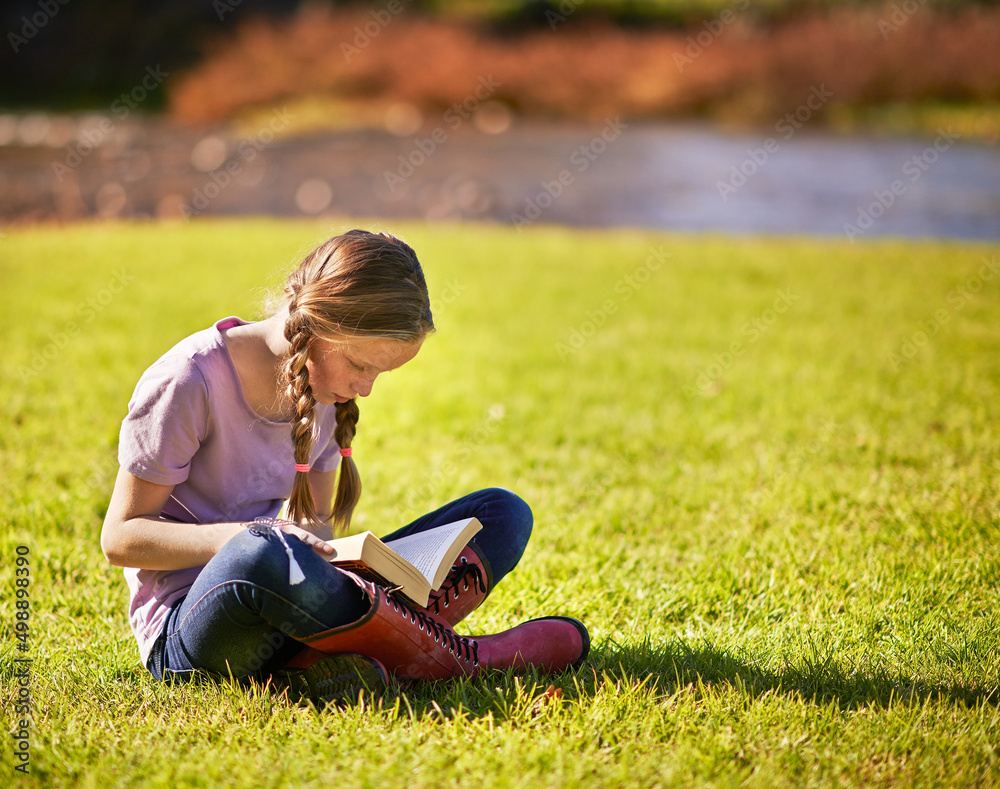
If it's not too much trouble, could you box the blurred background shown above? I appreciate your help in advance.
[1,0,998,237]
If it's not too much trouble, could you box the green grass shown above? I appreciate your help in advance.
[1,219,998,787]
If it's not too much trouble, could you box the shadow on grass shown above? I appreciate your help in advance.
[371,636,998,723]
[583,637,999,711]
[108,637,996,722]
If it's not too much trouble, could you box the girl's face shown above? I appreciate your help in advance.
[305,335,423,404]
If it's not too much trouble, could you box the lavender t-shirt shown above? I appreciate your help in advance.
[118,317,343,664]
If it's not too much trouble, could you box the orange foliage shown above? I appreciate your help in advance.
[169,4,1000,125]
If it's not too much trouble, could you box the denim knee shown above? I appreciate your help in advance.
[213,526,289,583]
[472,487,533,582]
[212,527,365,612]
[487,487,533,542]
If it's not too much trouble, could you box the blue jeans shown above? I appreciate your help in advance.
[147,488,532,680]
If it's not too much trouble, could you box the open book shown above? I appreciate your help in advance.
[325,517,482,607]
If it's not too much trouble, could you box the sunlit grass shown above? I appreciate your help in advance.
[1,219,998,787]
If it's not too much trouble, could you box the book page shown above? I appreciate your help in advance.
[383,517,481,589]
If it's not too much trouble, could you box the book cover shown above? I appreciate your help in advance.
[325,517,482,606]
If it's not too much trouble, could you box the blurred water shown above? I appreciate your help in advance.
[582,124,1000,240]
[2,116,998,240]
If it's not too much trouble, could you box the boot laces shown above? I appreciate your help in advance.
[428,557,485,615]
[387,594,480,667]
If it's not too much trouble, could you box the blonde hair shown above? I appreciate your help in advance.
[282,229,434,530]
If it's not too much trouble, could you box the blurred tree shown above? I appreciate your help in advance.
[0,0,302,110]
[3,0,992,112]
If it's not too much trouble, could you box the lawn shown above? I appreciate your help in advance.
[1,219,998,787]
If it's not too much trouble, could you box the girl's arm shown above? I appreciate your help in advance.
[101,467,334,570]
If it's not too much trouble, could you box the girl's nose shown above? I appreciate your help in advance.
[353,373,376,398]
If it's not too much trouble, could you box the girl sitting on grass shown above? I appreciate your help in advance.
[101,229,589,704]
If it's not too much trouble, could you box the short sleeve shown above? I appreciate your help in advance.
[118,354,210,487]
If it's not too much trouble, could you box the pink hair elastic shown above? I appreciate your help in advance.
[294,463,310,473]
[339,447,352,457]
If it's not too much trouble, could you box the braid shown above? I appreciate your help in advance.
[278,229,435,532]
[284,308,320,526]
[332,399,361,530]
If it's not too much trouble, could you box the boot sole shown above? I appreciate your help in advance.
[274,654,387,707]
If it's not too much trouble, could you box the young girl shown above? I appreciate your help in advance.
[101,229,588,704]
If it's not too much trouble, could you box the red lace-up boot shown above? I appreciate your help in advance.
[301,571,589,682]
[279,543,492,678]
[424,543,493,627]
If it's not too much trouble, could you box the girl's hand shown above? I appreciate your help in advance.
[271,519,336,557]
